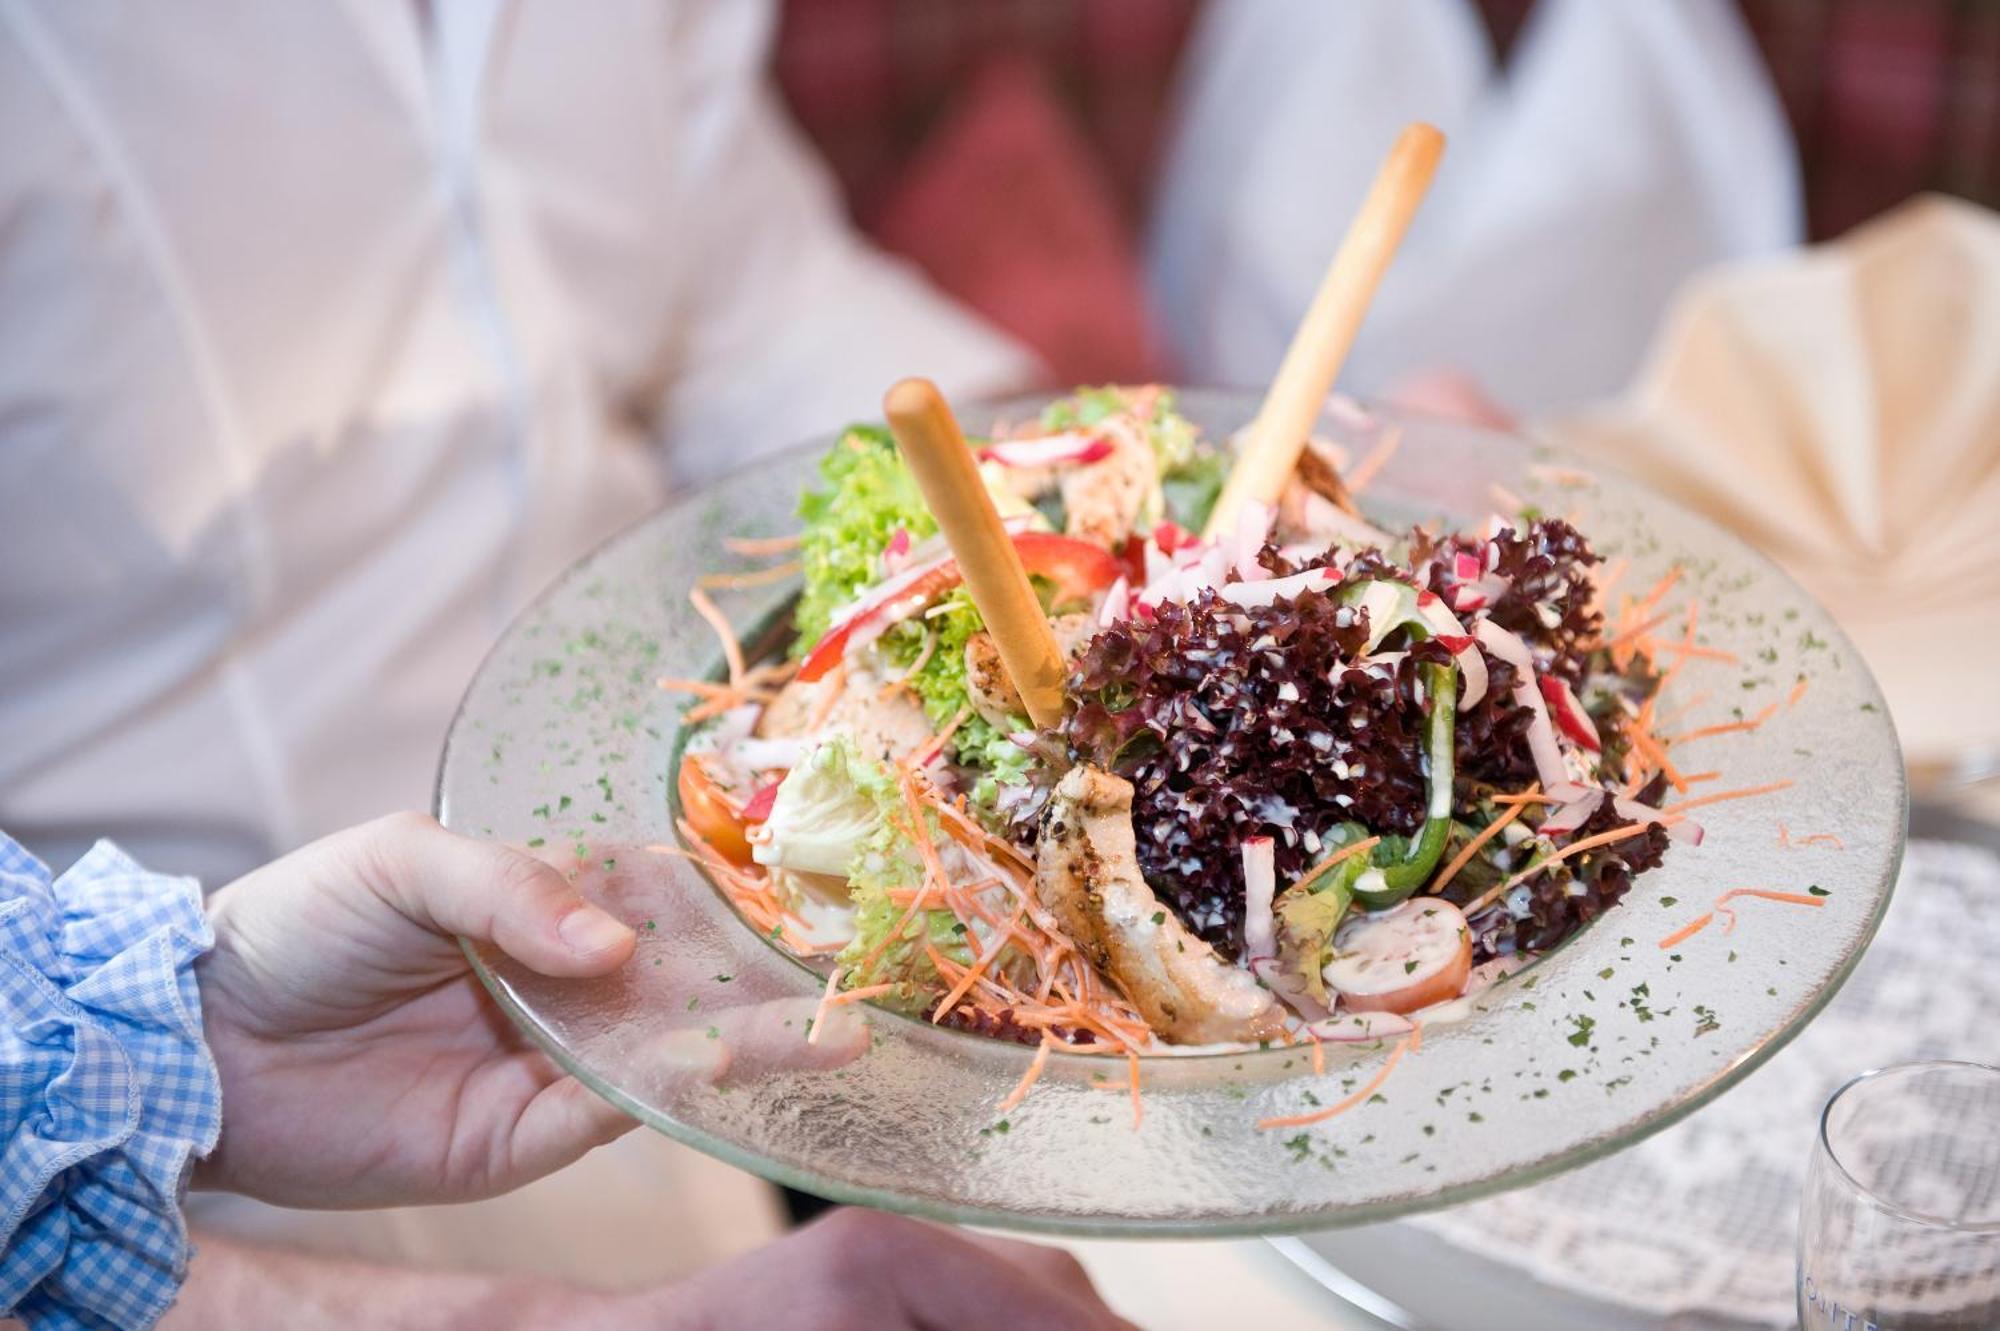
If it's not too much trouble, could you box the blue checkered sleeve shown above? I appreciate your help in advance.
[0,834,220,1331]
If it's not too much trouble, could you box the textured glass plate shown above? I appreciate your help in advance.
[436,390,1903,1236]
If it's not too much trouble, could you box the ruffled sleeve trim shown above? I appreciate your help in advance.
[0,838,220,1330]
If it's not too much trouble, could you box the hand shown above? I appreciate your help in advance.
[633,1209,1139,1331]
[165,1211,1138,1331]
[194,812,647,1207]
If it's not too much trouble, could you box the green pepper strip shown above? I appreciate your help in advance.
[1349,658,1457,908]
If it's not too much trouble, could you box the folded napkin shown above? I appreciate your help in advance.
[1546,196,2000,773]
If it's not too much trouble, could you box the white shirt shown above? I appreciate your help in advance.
[0,0,1033,887]
[1149,0,1802,415]
[0,1,1034,1285]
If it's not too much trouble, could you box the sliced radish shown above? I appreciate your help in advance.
[1325,898,1474,1016]
[1539,675,1602,752]
[1097,575,1131,627]
[1538,789,1603,836]
[1413,594,1489,711]
[740,780,781,823]
[1613,796,1705,845]
[1452,551,1483,582]
[975,431,1113,468]
[1230,500,1276,582]
[1215,565,1338,609]
[1241,837,1278,961]
[798,533,1121,682]
[1475,619,1570,791]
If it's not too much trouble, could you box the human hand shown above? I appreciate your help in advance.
[617,1209,1138,1331]
[193,812,842,1208]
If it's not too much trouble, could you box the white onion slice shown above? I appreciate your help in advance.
[1538,789,1604,836]
[1475,619,1570,791]
[1414,592,1489,711]
[976,431,1112,468]
[1215,565,1338,609]
[1241,836,1277,961]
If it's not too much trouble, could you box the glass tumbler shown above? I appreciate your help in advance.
[1798,1061,2000,1330]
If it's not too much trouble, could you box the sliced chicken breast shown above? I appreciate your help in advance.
[1037,765,1285,1045]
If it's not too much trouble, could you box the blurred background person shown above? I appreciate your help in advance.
[0,0,1035,1316]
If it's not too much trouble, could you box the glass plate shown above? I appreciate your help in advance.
[436,390,1904,1236]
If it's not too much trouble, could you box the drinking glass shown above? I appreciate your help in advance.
[1798,1061,2000,1330]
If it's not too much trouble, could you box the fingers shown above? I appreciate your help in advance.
[502,1072,641,1186]
[812,1210,1138,1331]
[358,813,636,978]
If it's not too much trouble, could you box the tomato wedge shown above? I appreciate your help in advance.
[678,755,754,865]
[796,532,1121,682]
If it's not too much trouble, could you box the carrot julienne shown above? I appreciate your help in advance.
[1658,913,1713,949]
[698,560,802,590]
[1465,822,1657,917]
[1428,793,1532,897]
[1256,1032,1413,1130]
[1660,780,1794,817]
[807,967,843,1046]
[723,533,801,556]
[998,1034,1057,1113]
[1345,426,1403,495]
[1712,887,1826,933]
[1668,702,1778,746]
[1788,677,1811,708]
[688,587,747,686]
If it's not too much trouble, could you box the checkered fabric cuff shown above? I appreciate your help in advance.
[0,836,220,1331]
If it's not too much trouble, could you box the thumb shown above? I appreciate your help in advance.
[358,813,636,977]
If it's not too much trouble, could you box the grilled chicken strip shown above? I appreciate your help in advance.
[963,613,1093,731]
[1037,765,1285,1045]
[755,670,934,767]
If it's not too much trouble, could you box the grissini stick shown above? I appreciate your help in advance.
[884,378,1069,729]
[1203,122,1445,541]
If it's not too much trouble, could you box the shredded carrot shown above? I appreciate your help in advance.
[1345,426,1403,495]
[1592,557,1629,611]
[1256,1033,1413,1130]
[1626,724,1691,794]
[825,982,898,1008]
[1489,790,1560,807]
[1529,463,1593,488]
[688,587,747,686]
[1713,886,1826,925]
[1660,780,1794,817]
[1603,611,1675,652]
[1669,702,1778,747]
[1428,795,1531,897]
[1788,677,1811,709]
[1796,833,1845,849]
[879,628,938,700]
[656,677,745,700]
[697,560,801,590]
[806,967,843,1046]
[1648,637,1739,665]
[1466,822,1658,917]
[1635,567,1683,615]
[1297,836,1382,887]
[723,533,801,556]
[997,1034,1057,1113]
[904,705,971,771]
[1307,1024,1326,1077]
[798,668,845,736]
[1658,913,1713,949]
[1127,1052,1144,1130]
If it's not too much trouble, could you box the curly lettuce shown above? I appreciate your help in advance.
[792,428,1036,810]
[793,426,936,652]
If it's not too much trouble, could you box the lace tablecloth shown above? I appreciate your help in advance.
[1408,838,2000,1327]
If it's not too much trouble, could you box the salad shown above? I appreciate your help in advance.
[669,386,1728,1087]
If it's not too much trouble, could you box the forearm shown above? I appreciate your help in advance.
[164,1232,628,1331]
